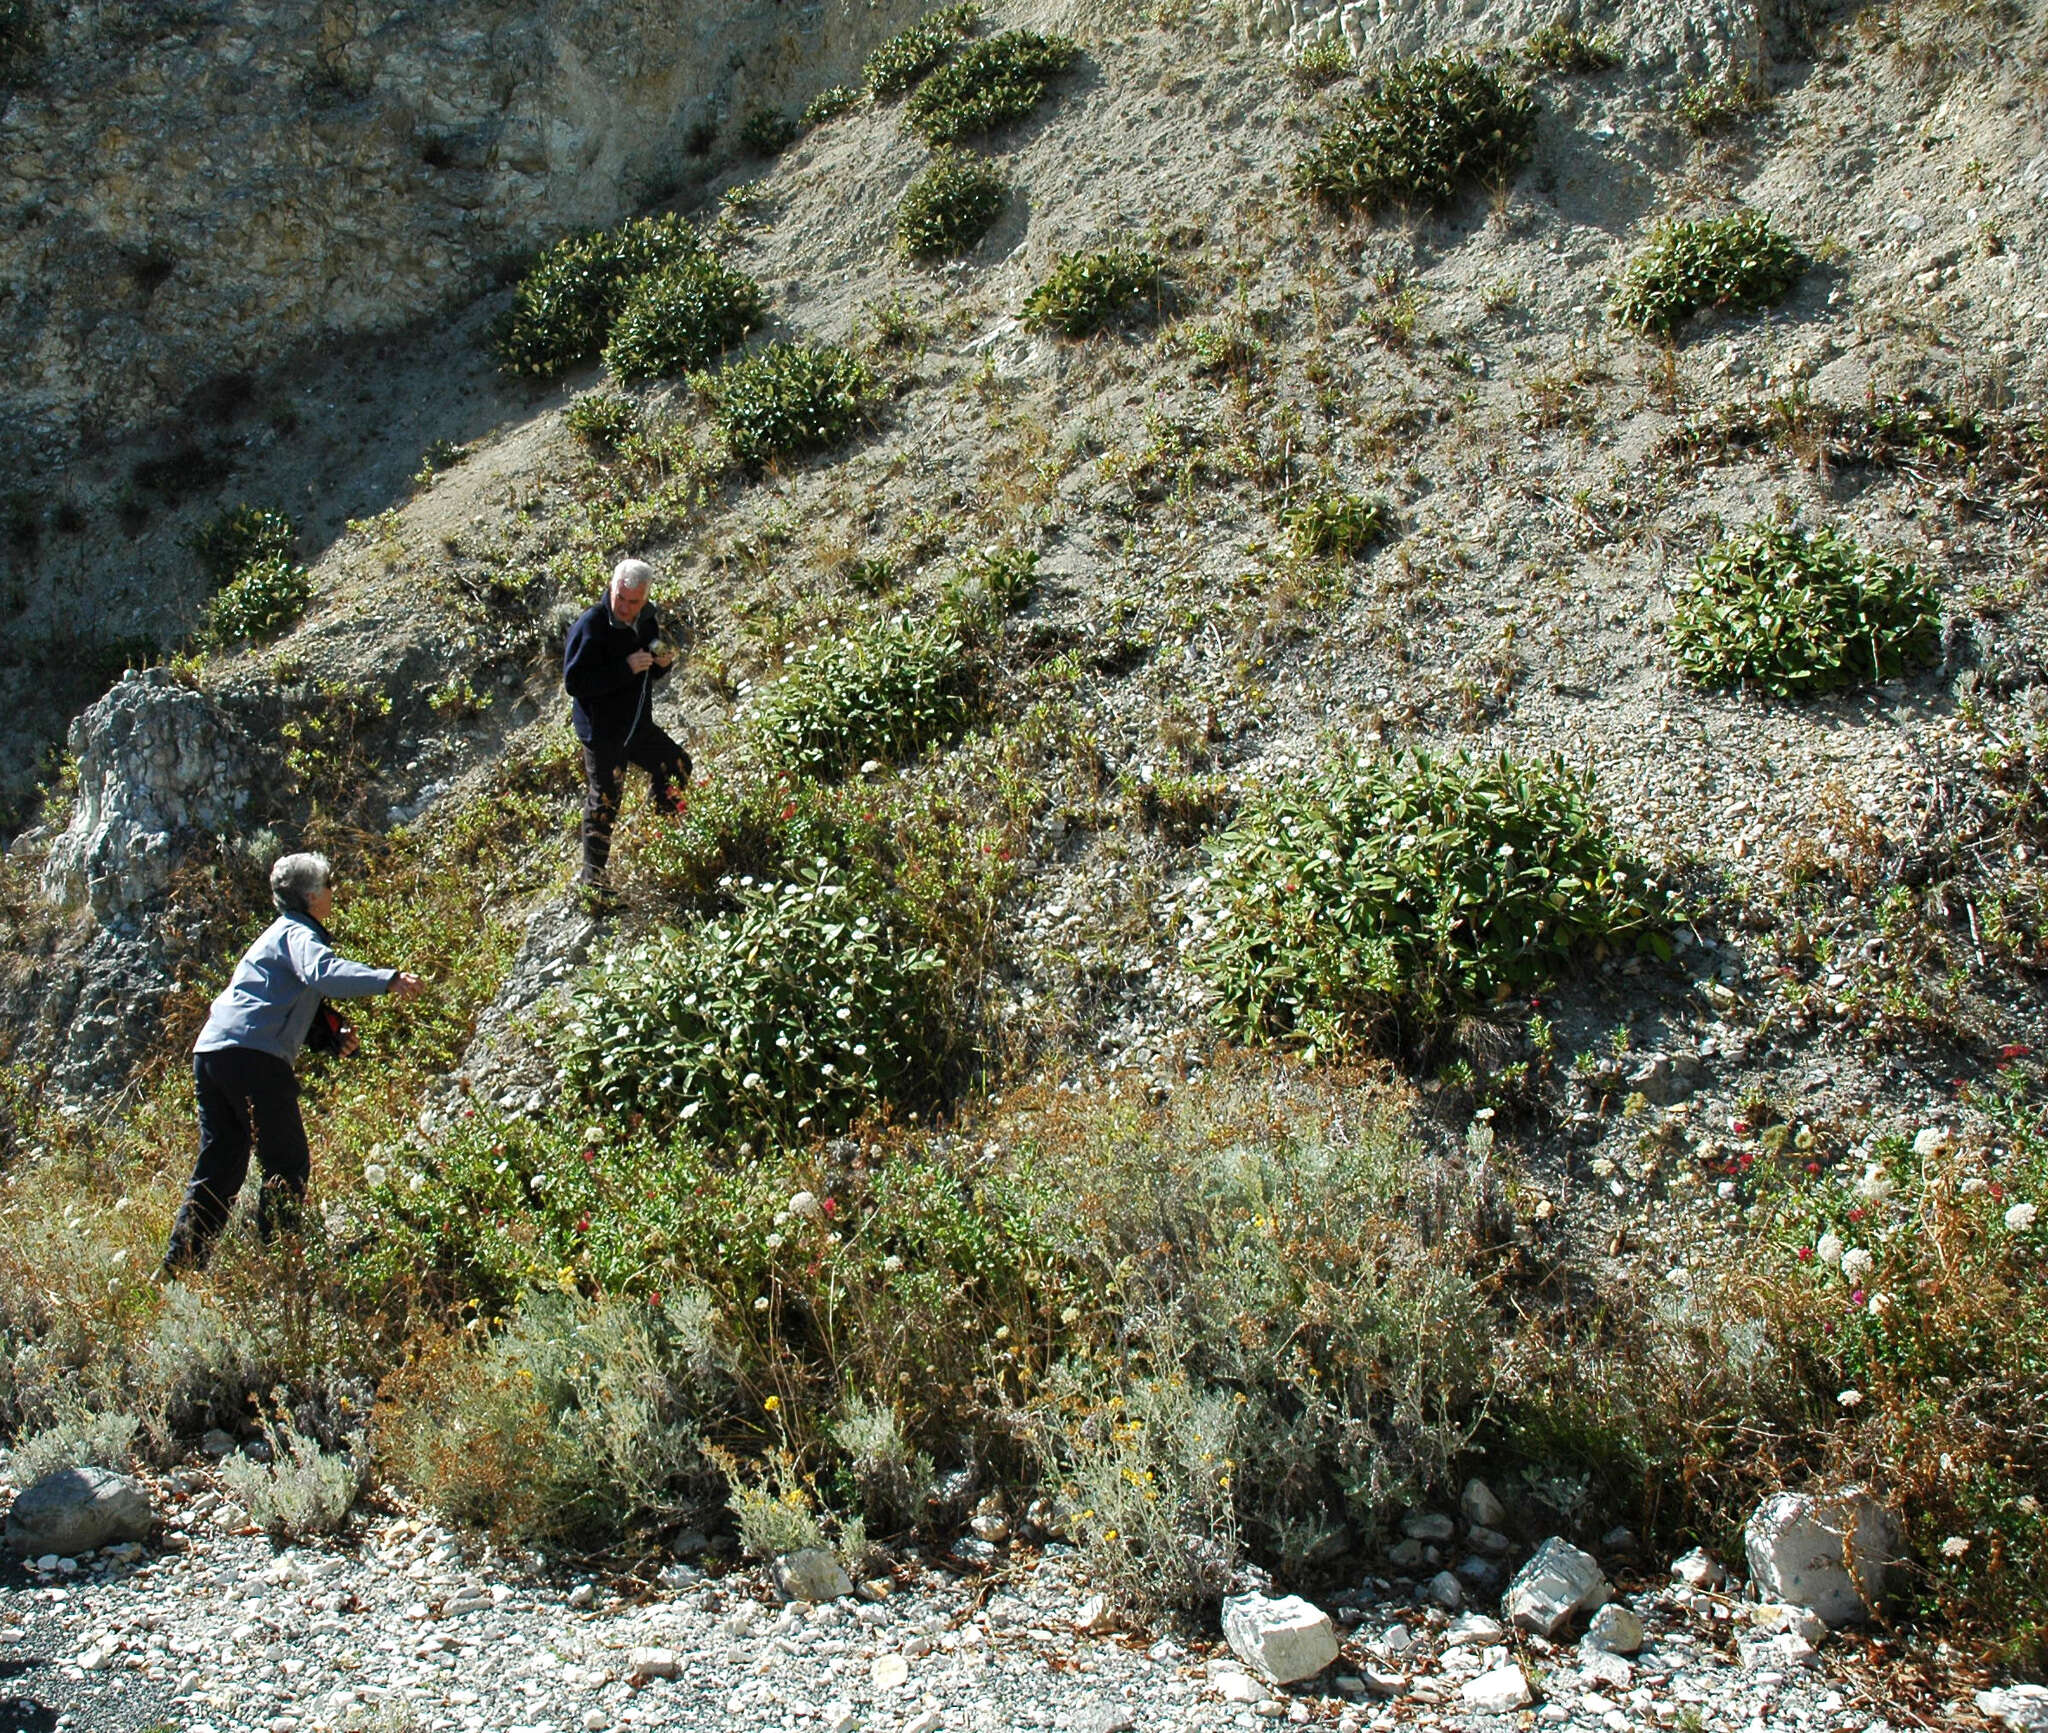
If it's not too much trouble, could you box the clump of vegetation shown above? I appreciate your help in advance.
[0,0,40,84]
[220,1408,364,1540]
[1522,21,1619,72]
[1678,70,1767,134]
[1668,523,1941,699]
[385,1291,719,1548]
[1286,37,1354,87]
[191,505,297,583]
[802,85,862,128]
[1610,210,1805,336]
[565,391,644,453]
[738,108,799,156]
[1193,750,1664,1056]
[9,1408,138,1484]
[1286,488,1391,560]
[204,556,312,647]
[752,613,983,776]
[896,148,1008,258]
[559,863,947,1142]
[493,213,702,379]
[1293,54,1537,214]
[1021,247,1165,338]
[702,342,880,473]
[601,254,765,382]
[865,3,980,98]
[905,29,1077,145]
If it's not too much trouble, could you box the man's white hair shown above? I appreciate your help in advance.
[611,558,655,593]
[271,851,332,914]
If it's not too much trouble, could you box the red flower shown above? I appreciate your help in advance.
[2002,1044,2033,1060]
[822,1197,838,1216]
[582,1149,596,1164]
[1798,1247,1815,1261]
[1732,1120,1752,1136]
[1848,1207,1866,1222]
[781,804,797,821]
[1849,1289,1866,1306]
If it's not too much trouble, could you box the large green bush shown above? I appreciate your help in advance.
[558,864,947,1143]
[1293,54,1537,214]
[204,556,312,646]
[905,30,1077,144]
[1192,751,1663,1055]
[864,3,979,98]
[493,213,703,379]
[1021,248,1164,337]
[601,255,765,381]
[1668,523,1940,698]
[704,341,880,472]
[1610,211,1804,337]
[190,504,297,583]
[751,614,982,776]
[896,149,1008,259]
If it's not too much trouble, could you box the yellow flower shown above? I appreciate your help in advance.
[764,1395,781,1412]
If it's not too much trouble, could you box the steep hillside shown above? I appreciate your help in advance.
[4,0,2048,1708]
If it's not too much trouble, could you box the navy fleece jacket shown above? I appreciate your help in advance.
[562,600,673,746]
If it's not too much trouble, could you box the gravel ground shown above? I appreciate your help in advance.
[0,1476,1965,1733]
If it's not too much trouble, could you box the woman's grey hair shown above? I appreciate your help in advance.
[270,851,332,915]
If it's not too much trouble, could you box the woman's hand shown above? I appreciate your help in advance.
[391,972,425,1000]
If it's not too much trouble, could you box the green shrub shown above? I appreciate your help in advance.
[802,85,862,127]
[565,391,644,452]
[905,30,1077,145]
[1192,750,1664,1055]
[10,1408,139,1483]
[752,613,983,776]
[386,1291,719,1548]
[1522,22,1619,72]
[864,3,979,98]
[1678,71,1766,134]
[601,254,765,381]
[946,542,1038,611]
[1610,210,1805,336]
[1668,523,1941,699]
[703,341,880,472]
[1293,54,1537,214]
[739,108,800,156]
[1287,38,1355,88]
[896,149,1008,258]
[493,213,702,379]
[204,556,311,646]
[190,505,296,583]
[220,1409,364,1540]
[1021,248,1165,338]
[1286,488,1391,560]
[558,863,947,1143]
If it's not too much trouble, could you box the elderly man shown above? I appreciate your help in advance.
[563,557,690,894]
[162,851,423,1273]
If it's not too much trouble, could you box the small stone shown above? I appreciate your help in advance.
[1362,1667,1408,1698]
[1578,1648,1632,1691]
[1744,1486,1895,1625]
[1670,1548,1725,1590]
[1978,1685,2048,1733]
[1422,1570,1463,1611]
[904,1713,942,1733]
[1223,1592,1341,1684]
[581,1711,610,1732]
[821,1704,860,1733]
[773,1547,854,1604]
[1467,1524,1512,1556]
[1460,1479,1507,1530]
[1211,1668,1264,1704]
[1402,1511,1457,1542]
[870,1653,910,1691]
[201,1429,237,1457]
[1504,1537,1611,1637]
[1461,1664,1533,1714]
[567,1582,597,1609]
[1086,1710,1138,1733]
[1584,1604,1643,1655]
[1386,1538,1425,1568]
[1074,1593,1119,1635]
[1445,1613,1505,1648]
[1375,1623,1411,1655]
[627,1647,679,1682]
[1753,1602,1828,1644]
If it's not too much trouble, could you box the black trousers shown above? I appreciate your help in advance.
[579,725,691,883]
[162,1046,310,1272]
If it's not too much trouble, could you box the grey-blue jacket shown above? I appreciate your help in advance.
[193,914,395,1061]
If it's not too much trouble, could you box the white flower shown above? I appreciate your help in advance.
[408,1172,427,1193]
[1867,1291,1893,1316]
[1913,1127,1953,1159]
[765,1233,784,1251]
[1816,1232,1844,1267]
[1940,1536,1971,1559]
[1837,1389,1864,1408]
[882,1255,904,1273]
[2007,1202,2039,1232]
[362,1164,388,1189]
[583,1124,606,1146]
[743,1072,765,1092]
[1960,1176,1989,1195]
[1854,1164,1894,1203]
[1840,1248,1875,1284]
[788,1191,822,1220]
[753,1296,770,1312]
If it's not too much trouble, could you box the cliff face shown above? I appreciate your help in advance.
[0,0,916,471]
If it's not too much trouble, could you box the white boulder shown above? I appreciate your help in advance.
[1743,1486,1895,1626]
[1504,1536,1612,1637]
[773,1547,854,1605]
[1669,1547,1726,1590]
[1979,1686,2048,1733]
[1222,1592,1340,1685]
[1461,1664,1533,1714]
[1583,1603,1643,1655]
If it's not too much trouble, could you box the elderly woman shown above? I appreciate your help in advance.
[161,851,422,1273]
